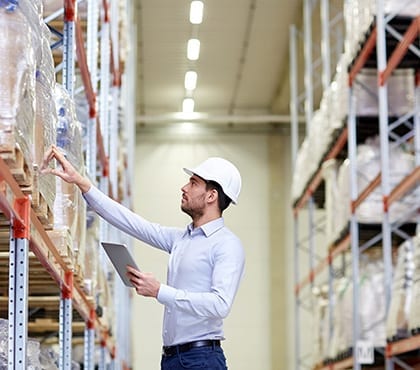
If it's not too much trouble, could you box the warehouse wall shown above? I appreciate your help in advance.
[130,131,293,370]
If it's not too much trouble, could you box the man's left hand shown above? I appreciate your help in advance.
[126,266,160,298]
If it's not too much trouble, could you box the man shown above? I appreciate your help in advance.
[42,145,245,370]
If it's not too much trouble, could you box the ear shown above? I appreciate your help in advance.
[207,188,218,204]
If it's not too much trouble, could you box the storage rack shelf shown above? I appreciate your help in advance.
[1,0,135,368]
[291,2,419,370]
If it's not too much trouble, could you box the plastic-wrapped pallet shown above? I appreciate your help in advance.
[344,0,420,59]
[0,318,6,367]
[408,232,420,334]
[291,108,338,203]
[359,249,386,347]
[329,250,386,359]
[312,286,330,365]
[322,159,343,245]
[34,22,57,218]
[386,238,415,340]
[324,53,351,125]
[53,84,86,268]
[83,211,100,296]
[336,136,416,226]
[353,69,415,117]
[328,275,352,359]
[0,1,36,182]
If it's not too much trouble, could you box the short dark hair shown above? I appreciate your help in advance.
[205,180,232,212]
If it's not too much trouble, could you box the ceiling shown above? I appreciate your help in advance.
[134,0,307,131]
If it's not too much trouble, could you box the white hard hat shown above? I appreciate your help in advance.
[184,157,242,204]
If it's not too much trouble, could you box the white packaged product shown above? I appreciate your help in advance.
[408,233,420,332]
[344,0,420,59]
[386,238,414,340]
[353,69,415,117]
[291,108,341,203]
[322,159,342,244]
[337,137,416,225]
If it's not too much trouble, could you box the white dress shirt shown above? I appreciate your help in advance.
[83,186,245,346]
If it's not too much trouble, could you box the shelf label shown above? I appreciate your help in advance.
[356,340,374,364]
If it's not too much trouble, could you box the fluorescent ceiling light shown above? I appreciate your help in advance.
[187,39,200,60]
[182,98,195,113]
[189,1,203,24]
[184,71,198,91]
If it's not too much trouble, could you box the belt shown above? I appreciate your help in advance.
[162,340,221,357]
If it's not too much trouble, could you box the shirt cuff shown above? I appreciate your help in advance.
[157,284,177,306]
[82,185,101,204]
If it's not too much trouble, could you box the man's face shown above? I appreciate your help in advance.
[180,175,208,218]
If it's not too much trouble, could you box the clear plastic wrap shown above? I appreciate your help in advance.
[312,287,330,364]
[0,318,7,367]
[353,69,415,117]
[336,137,416,228]
[0,4,35,172]
[408,232,420,332]
[322,159,341,244]
[291,107,344,203]
[387,238,415,340]
[83,210,100,296]
[329,275,352,359]
[329,249,386,360]
[35,23,57,213]
[53,84,87,258]
[39,346,59,369]
[27,339,42,370]
[344,0,420,59]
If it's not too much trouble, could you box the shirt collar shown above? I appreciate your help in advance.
[187,217,225,237]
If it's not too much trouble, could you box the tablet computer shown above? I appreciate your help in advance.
[101,242,139,287]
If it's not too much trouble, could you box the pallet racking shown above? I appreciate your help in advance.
[291,0,419,369]
[0,0,136,368]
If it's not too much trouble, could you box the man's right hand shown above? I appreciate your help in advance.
[40,145,92,193]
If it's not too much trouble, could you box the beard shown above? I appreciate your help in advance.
[181,195,206,219]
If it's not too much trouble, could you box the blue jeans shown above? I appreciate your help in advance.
[161,345,227,369]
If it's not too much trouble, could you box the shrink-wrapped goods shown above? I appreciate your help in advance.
[0,318,6,367]
[408,233,420,332]
[291,108,338,202]
[0,4,35,177]
[83,211,100,296]
[35,23,57,214]
[334,137,416,238]
[387,239,414,340]
[312,287,330,365]
[359,250,386,347]
[329,250,386,360]
[53,85,86,263]
[329,275,352,359]
[322,159,341,244]
[291,64,415,206]
[353,70,415,117]
[344,0,420,59]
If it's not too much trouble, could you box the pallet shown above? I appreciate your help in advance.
[32,192,54,230]
[46,228,74,269]
[0,144,33,187]
[20,164,55,230]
